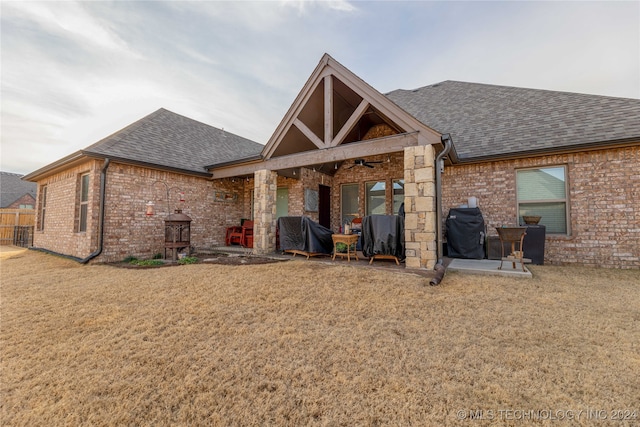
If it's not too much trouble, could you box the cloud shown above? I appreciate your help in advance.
[280,0,357,13]
[2,1,139,58]
[1,0,638,175]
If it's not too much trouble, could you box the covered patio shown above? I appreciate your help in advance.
[207,54,443,270]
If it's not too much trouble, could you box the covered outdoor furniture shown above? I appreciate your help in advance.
[361,215,405,265]
[277,216,334,258]
[445,207,485,259]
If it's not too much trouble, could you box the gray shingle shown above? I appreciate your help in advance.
[84,108,263,174]
[385,81,640,161]
[0,172,37,207]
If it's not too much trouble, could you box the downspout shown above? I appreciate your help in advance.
[80,158,110,264]
[430,134,453,285]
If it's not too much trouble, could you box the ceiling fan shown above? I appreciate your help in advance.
[348,158,384,169]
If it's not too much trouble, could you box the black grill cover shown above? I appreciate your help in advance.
[277,216,334,255]
[445,208,485,259]
[361,215,405,260]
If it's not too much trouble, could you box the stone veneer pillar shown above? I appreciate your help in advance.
[403,145,437,269]
[253,169,278,254]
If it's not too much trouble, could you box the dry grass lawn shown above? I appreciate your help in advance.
[1,248,639,426]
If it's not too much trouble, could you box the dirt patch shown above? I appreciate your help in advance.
[108,253,288,268]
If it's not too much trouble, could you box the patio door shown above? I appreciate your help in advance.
[276,187,288,219]
[318,185,331,228]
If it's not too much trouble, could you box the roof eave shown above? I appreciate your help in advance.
[452,137,640,165]
[205,154,264,170]
[22,151,94,182]
[82,151,213,178]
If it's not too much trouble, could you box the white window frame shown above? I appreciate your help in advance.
[37,185,47,231]
[392,179,404,214]
[340,183,359,225]
[76,173,90,233]
[516,165,570,235]
[365,180,386,216]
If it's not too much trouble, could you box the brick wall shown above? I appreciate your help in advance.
[6,194,36,209]
[101,164,246,262]
[34,161,247,262]
[330,152,404,232]
[33,160,101,258]
[442,145,640,268]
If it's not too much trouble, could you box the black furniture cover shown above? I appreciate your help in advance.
[277,216,334,255]
[361,215,405,260]
[445,208,485,259]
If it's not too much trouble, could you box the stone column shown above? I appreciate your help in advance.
[253,169,277,254]
[403,145,437,269]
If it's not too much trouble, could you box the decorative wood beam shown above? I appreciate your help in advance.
[330,100,369,147]
[210,132,419,179]
[293,118,326,150]
[324,75,333,145]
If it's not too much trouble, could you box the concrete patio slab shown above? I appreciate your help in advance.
[447,258,532,278]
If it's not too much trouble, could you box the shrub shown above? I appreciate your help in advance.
[335,242,348,253]
[129,259,164,266]
[178,256,198,265]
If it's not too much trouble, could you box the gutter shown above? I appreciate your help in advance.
[80,158,110,264]
[430,134,453,285]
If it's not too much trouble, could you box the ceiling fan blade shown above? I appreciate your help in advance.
[367,161,384,164]
[364,164,374,168]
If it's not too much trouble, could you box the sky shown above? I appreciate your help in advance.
[1,1,639,175]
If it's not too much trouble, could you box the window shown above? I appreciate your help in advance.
[37,185,47,231]
[365,181,386,216]
[76,174,90,232]
[276,187,289,219]
[392,179,404,214]
[516,166,569,234]
[341,183,359,225]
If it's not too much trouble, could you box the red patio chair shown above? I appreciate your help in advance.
[240,220,254,248]
[226,226,243,246]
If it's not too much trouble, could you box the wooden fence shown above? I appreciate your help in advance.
[0,209,35,246]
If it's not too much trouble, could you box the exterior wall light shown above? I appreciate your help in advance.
[145,201,155,216]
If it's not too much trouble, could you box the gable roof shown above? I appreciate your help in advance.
[83,108,263,174]
[386,81,640,162]
[259,54,441,161]
[25,108,263,181]
[0,172,37,207]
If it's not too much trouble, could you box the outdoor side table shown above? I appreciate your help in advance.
[496,227,528,272]
[332,234,359,262]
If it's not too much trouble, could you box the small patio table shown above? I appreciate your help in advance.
[332,234,359,262]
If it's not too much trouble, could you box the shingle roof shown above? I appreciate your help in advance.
[83,108,263,174]
[0,172,37,207]
[385,81,640,161]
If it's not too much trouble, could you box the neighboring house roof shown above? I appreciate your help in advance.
[386,81,640,162]
[83,108,263,174]
[0,172,37,207]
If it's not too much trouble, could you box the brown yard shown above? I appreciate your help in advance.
[1,248,639,426]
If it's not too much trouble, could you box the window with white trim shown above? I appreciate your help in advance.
[341,183,359,225]
[76,173,90,232]
[365,181,386,216]
[516,166,569,234]
[392,179,404,214]
[37,185,47,231]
